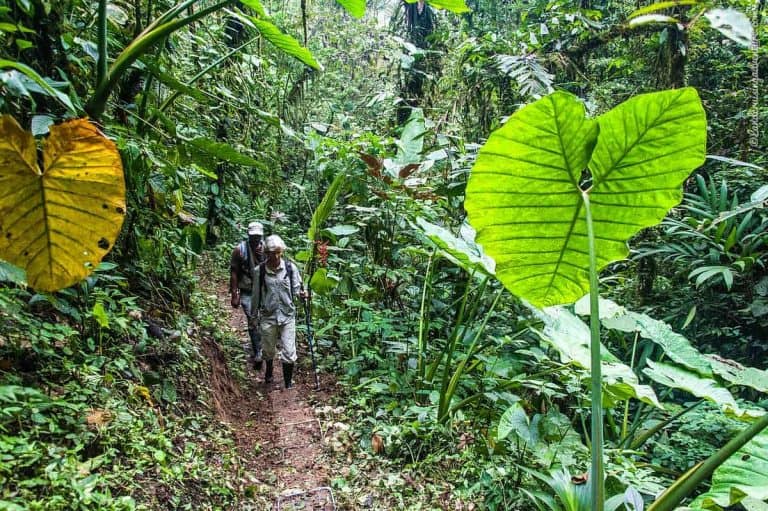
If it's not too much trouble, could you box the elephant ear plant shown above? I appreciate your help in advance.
[466,88,712,509]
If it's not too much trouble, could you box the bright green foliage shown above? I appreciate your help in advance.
[533,305,660,407]
[688,426,768,509]
[405,0,472,14]
[576,297,711,375]
[308,171,347,243]
[466,88,706,307]
[578,297,768,396]
[0,59,76,113]
[0,260,25,285]
[334,0,366,18]
[186,138,265,168]
[643,361,744,417]
[415,218,495,275]
[250,18,321,70]
[395,108,426,165]
[498,402,537,444]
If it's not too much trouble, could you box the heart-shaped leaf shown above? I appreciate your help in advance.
[0,115,126,292]
[466,88,706,307]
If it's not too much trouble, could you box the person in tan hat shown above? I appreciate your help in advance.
[230,221,266,370]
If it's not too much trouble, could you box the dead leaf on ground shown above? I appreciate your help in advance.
[86,408,113,427]
[371,433,384,454]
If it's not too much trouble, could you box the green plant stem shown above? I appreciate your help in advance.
[435,276,479,411]
[438,287,503,422]
[648,412,768,511]
[629,399,704,450]
[583,192,605,510]
[621,331,640,441]
[86,0,233,119]
[97,0,108,86]
[417,250,436,390]
[447,361,566,415]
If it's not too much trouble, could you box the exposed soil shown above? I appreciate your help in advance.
[202,275,337,509]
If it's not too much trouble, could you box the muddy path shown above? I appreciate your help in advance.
[200,271,337,510]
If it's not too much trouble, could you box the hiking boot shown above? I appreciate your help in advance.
[253,359,262,371]
[264,360,273,383]
[282,362,294,389]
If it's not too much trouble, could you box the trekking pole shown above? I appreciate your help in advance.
[303,288,320,390]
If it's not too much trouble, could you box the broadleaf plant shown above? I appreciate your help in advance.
[466,88,707,509]
[467,88,706,308]
[0,116,126,292]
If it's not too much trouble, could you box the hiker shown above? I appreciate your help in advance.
[252,234,305,388]
[230,221,266,370]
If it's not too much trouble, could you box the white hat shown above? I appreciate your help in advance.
[265,234,287,251]
[247,222,264,235]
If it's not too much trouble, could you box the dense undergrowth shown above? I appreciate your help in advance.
[0,263,249,510]
[1,0,767,509]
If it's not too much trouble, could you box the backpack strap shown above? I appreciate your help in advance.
[257,262,266,310]
[285,260,295,301]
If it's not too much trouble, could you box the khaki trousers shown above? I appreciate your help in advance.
[260,318,297,363]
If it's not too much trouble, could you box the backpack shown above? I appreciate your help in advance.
[236,240,266,290]
[256,260,295,309]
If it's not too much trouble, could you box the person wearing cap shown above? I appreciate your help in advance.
[252,234,306,388]
[230,222,266,370]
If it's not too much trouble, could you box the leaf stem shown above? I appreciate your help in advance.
[97,0,108,86]
[583,191,605,510]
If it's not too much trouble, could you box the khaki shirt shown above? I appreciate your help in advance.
[252,259,302,325]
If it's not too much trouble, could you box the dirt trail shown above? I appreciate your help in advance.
[203,278,335,510]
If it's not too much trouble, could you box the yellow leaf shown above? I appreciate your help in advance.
[134,385,153,405]
[0,115,126,291]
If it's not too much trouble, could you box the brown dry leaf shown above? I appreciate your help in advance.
[358,152,383,178]
[399,163,420,179]
[0,115,126,292]
[371,433,384,454]
[571,472,589,485]
[86,408,112,427]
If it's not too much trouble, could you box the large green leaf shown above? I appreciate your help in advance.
[395,108,426,165]
[251,18,321,70]
[239,0,266,17]
[642,361,756,418]
[335,0,366,18]
[308,172,346,242]
[0,59,76,113]
[575,296,712,376]
[498,402,538,445]
[405,0,471,13]
[466,88,705,307]
[576,297,768,393]
[706,355,768,395]
[534,305,660,407]
[309,267,340,295]
[414,218,495,276]
[688,426,768,509]
[186,138,265,168]
[0,259,26,285]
